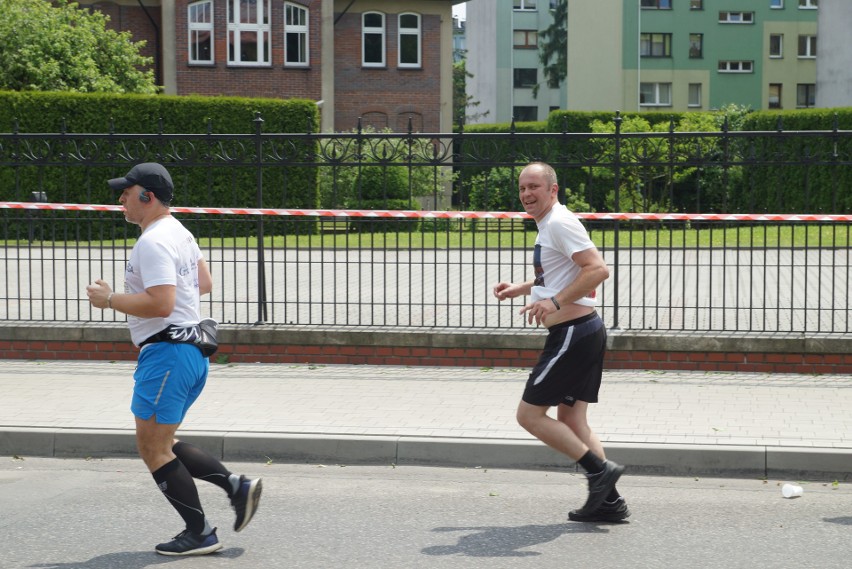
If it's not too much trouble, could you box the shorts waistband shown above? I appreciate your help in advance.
[546,311,599,332]
[139,328,173,348]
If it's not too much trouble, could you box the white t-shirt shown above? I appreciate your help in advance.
[124,216,204,346]
[530,203,598,307]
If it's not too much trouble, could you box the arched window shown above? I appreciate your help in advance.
[284,2,309,66]
[188,0,214,63]
[398,13,421,68]
[362,12,385,67]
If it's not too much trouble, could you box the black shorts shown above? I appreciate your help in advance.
[522,312,606,407]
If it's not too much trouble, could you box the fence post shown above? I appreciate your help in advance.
[253,112,268,325]
[611,110,622,329]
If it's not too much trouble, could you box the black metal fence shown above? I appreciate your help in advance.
[2,116,851,333]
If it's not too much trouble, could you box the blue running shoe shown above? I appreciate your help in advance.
[155,527,222,556]
[231,475,263,532]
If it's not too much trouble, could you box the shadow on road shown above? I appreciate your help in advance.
[29,547,244,568]
[421,523,609,557]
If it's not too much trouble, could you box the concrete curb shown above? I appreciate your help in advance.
[1,427,848,480]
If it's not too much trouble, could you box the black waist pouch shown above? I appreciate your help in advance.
[141,318,219,358]
[195,318,220,358]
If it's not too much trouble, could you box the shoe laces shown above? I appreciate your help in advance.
[172,529,192,540]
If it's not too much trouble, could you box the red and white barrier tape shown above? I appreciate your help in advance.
[1,202,851,222]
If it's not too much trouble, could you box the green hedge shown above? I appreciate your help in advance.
[458,108,852,214]
[0,91,319,204]
[0,90,320,236]
[457,111,685,213]
[733,108,852,213]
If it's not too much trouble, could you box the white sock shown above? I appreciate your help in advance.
[229,474,241,495]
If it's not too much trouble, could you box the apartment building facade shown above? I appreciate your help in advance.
[615,0,819,112]
[465,0,564,124]
[80,0,461,132]
[815,0,851,108]
[466,0,822,121]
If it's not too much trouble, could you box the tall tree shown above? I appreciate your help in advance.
[453,59,490,126]
[534,0,567,98]
[0,0,157,94]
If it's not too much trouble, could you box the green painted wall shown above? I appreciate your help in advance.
[612,0,816,112]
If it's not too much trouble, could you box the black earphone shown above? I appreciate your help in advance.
[139,190,151,203]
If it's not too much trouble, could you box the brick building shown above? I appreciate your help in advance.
[80,0,460,132]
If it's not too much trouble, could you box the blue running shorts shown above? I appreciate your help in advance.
[131,342,209,424]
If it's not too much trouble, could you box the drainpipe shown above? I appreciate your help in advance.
[136,0,162,88]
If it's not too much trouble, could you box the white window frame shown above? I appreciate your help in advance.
[719,11,754,23]
[227,0,271,66]
[718,60,754,73]
[188,0,214,64]
[513,0,537,11]
[798,0,818,9]
[398,13,421,68]
[769,34,783,58]
[688,83,702,108]
[770,0,784,8]
[362,12,386,67]
[639,82,672,107]
[797,35,817,58]
[284,2,309,67]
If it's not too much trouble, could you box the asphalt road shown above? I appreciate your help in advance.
[2,457,850,569]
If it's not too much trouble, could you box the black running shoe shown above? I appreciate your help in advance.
[231,475,263,532]
[581,460,625,514]
[569,497,631,522]
[155,527,222,556]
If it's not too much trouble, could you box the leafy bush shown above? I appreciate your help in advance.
[0,90,320,236]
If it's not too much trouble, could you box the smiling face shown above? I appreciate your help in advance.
[518,163,558,223]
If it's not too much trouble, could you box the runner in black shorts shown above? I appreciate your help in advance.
[523,312,606,408]
[493,162,629,523]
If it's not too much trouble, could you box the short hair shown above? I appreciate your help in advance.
[524,162,557,188]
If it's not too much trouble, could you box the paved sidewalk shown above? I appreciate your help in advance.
[1,360,851,479]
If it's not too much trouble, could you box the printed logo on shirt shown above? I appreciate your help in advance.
[533,244,544,286]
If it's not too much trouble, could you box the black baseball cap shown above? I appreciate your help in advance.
[108,162,174,203]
